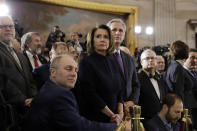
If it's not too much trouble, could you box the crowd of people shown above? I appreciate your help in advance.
[0,15,197,131]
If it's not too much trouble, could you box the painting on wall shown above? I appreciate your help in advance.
[7,1,125,44]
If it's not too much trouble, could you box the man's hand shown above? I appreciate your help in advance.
[25,98,33,107]
[124,101,135,117]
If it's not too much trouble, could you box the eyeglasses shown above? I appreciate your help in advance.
[0,25,15,29]
[142,57,156,61]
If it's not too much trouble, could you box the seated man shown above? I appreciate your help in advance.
[25,55,131,131]
[145,93,183,131]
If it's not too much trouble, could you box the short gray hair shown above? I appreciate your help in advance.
[156,55,164,60]
[21,32,40,51]
[106,18,126,32]
[140,49,156,61]
[50,54,72,70]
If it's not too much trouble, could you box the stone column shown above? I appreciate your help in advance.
[154,0,176,45]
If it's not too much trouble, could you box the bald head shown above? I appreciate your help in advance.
[0,16,15,45]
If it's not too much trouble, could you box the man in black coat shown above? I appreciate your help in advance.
[183,48,197,129]
[0,16,36,130]
[138,49,166,123]
[107,19,140,116]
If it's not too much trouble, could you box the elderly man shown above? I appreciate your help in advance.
[155,55,165,75]
[21,32,47,71]
[183,48,197,129]
[107,18,140,116]
[25,55,131,131]
[145,93,183,131]
[138,49,166,123]
[0,16,36,130]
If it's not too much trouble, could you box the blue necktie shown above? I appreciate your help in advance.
[115,52,124,73]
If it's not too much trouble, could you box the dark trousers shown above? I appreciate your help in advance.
[191,108,197,129]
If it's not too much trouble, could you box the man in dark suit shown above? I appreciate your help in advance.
[71,32,86,52]
[138,49,166,123]
[32,42,69,90]
[107,18,140,116]
[21,32,47,71]
[183,48,197,129]
[0,16,36,130]
[145,93,182,131]
[25,55,132,131]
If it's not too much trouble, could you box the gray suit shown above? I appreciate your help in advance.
[0,43,36,121]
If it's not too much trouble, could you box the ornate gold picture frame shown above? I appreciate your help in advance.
[32,0,138,54]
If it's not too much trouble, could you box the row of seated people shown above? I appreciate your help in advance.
[0,15,197,131]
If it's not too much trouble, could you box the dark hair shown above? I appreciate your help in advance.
[87,24,114,55]
[162,93,182,108]
[170,40,189,60]
[189,48,197,53]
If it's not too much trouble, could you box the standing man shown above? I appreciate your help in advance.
[0,16,36,130]
[183,48,197,129]
[107,18,140,116]
[155,55,165,79]
[138,49,166,123]
[71,32,86,52]
[21,32,47,71]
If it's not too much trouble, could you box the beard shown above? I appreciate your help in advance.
[166,110,179,124]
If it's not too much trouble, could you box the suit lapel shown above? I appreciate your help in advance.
[141,71,161,101]
[0,44,23,73]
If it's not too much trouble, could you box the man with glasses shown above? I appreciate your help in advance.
[183,48,197,129]
[138,49,166,125]
[0,16,36,130]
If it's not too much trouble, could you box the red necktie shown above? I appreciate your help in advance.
[33,55,39,68]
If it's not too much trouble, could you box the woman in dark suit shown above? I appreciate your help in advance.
[77,25,123,124]
[164,40,193,104]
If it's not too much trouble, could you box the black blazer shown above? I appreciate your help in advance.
[32,62,50,91]
[23,50,48,72]
[138,70,166,120]
[117,50,140,104]
[25,80,117,131]
[145,114,180,131]
[184,69,197,108]
[164,60,193,104]
[0,43,36,114]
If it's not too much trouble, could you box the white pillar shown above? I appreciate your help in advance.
[154,0,176,45]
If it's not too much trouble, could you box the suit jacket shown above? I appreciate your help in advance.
[23,50,48,72]
[138,70,166,120]
[0,43,36,115]
[32,62,50,90]
[145,114,180,131]
[184,69,197,108]
[25,80,117,131]
[117,50,140,104]
[164,60,193,105]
